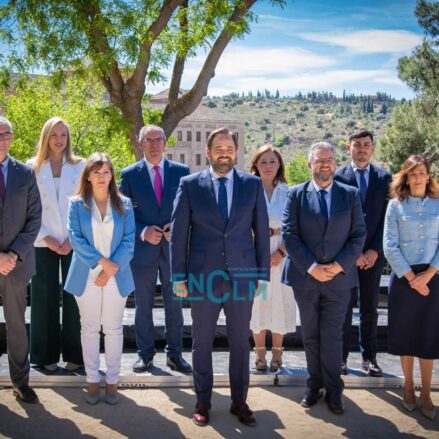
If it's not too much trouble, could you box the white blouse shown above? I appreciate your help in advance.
[91,198,114,259]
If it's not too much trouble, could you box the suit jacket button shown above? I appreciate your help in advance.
[224,234,228,238]
[221,251,225,256]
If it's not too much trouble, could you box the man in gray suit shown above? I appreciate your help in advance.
[0,116,41,403]
[282,142,365,415]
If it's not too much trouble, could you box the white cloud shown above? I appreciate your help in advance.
[299,30,421,54]
[181,45,336,82]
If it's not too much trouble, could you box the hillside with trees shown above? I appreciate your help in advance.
[203,90,398,168]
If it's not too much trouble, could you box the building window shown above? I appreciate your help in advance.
[180,154,185,164]
[167,153,173,160]
[177,131,182,141]
[187,131,192,141]
[196,154,201,166]
[196,131,201,142]
[206,131,211,140]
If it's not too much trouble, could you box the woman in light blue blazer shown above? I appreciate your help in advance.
[384,155,439,421]
[27,117,85,372]
[65,152,135,405]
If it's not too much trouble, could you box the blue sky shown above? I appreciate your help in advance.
[147,0,424,99]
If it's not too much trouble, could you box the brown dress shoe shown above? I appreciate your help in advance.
[230,401,256,426]
[192,402,211,426]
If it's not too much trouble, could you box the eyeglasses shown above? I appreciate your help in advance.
[312,158,335,166]
[141,138,164,145]
[0,132,12,141]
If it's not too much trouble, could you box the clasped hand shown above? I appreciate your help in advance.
[44,236,72,255]
[310,262,343,282]
[406,270,435,296]
[0,252,17,276]
[143,223,171,245]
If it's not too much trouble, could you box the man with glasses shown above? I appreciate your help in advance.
[0,116,41,402]
[281,142,365,415]
[335,129,391,377]
[120,125,191,373]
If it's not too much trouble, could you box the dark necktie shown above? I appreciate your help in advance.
[319,189,328,228]
[0,163,5,202]
[218,177,228,224]
[357,168,367,206]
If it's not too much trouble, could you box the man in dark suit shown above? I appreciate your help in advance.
[0,116,41,403]
[120,125,191,373]
[334,129,391,377]
[282,141,366,415]
[171,127,270,427]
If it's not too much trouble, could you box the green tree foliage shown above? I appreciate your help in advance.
[380,0,439,172]
[285,155,311,186]
[379,99,439,173]
[0,73,162,175]
[0,0,285,157]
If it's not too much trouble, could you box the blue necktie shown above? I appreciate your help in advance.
[357,169,367,206]
[218,177,228,225]
[319,189,328,228]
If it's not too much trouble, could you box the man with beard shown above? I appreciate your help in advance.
[335,129,391,377]
[171,127,270,427]
[281,142,365,415]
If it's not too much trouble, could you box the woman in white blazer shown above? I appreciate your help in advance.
[27,117,85,372]
[65,153,135,405]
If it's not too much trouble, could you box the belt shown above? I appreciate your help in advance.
[269,227,281,237]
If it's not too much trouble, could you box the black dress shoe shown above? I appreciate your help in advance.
[362,358,383,377]
[192,402,211,426]
[341,362,348,375]
[166,356,192,373]
[230,401,256,426]
[13,385,39,404]
[132,355,153,373]
[300,388,324,408]
[325,393,344,415]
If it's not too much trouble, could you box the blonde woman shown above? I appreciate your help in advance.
[27,117,84,372]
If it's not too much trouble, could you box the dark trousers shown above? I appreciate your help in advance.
[342,263,382,362]
[295,283,350,396]
[30,247,82,365]
[0,274,30,387]
[131,252,183,359]
[190,279,253,404]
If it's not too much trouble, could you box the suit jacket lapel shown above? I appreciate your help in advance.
[3,159,21,211]
[345,165,358,188]
[365,164,377,207]
[137,159,159,209]
[79,199,95,248]
[161,159,171,209]
[110,205,122,254]
[199,169,224,226]
[227,169,243,229]
[306,182,325,231]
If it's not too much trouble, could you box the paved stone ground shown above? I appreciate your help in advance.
[0,386,438,438]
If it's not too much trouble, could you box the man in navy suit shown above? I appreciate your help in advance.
[171,127,270,427]
[120,125,191,373]
[282,142,366,415]
[334,129,391,377]
[0,117,41,403]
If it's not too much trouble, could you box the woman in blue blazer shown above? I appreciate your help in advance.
[65,152,135,405]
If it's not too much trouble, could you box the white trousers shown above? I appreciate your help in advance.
[75,270,127,384]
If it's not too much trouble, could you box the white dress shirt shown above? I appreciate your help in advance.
[209,166,234,216]
[0,156,10,184]
[311,179,333,218]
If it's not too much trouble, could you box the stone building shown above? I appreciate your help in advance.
[149,89,245,172]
